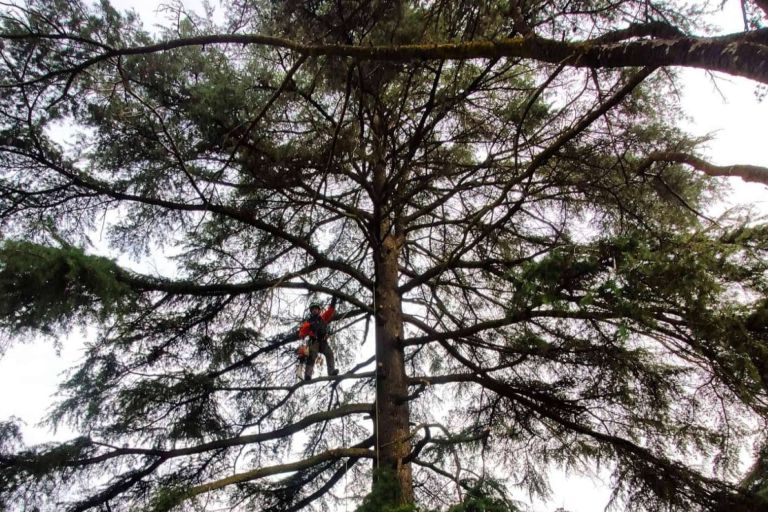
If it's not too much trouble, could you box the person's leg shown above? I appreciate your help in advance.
[305,339,319,379]
[320,338,338,376]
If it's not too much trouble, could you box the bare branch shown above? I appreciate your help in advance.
[645,151,768,186]
[187,447,375,498]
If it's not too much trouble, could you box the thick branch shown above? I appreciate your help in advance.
[426,335,745,506]
[75,403,372,466]
[590,21,685,43]
[403,308,619,346]
[282,458,360,512]
[116,264,321,297]
[187,447,375,498]
[69,458,164,512]
[645,151,768,186]
[4,27,768,84]
[7,142,373,288]
[400,67,653,296]
[407,374,476,386]
[470,372,742,499]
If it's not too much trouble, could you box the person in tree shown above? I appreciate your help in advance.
[298,297,339,379]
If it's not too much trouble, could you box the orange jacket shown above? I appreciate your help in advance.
[298,305,335,338]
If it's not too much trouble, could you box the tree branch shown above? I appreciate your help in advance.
[400,67,653,296]
[74,403,372,466]
[186,447,375,498]
[5,138,373,288]
[4,27,768,84]
[590,21,685,43]
[69,458,165,512]
[402,308,619,346]
[281,457,361,512]
[645,151,768,186]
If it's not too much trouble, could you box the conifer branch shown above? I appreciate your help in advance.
[72,403,373,466]
[644,151,768,186]
[3,26,768,84]
[186,447,375,498]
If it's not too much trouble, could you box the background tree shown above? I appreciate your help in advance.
[1,1,768,511]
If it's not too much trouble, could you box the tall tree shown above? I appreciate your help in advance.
[1,1,767,511]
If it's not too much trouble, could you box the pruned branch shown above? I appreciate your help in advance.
[186,447,375,498]
[644,151,768,186]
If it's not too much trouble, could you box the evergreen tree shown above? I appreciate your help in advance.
[1,1,768,510]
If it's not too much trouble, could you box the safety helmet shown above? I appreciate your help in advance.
[308,302,322,311]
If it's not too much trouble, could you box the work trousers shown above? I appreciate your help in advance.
[305,336,335,379]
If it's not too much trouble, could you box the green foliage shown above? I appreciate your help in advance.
[0,420,22,454]
[507,224,768,413]
[739,443,768,505]
[0,436,94,503]
[447,479,520,512]
[0,240,135,336]
[146,486,189,512]
[1,1,767,511]
[353,475,520,512]
[356,469,419,512]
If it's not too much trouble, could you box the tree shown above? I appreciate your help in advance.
[1,0,767,510]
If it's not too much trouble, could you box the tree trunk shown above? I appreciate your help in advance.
[373,228,413,503]
[368,97,413,503]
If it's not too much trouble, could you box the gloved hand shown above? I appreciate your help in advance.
[330,296,338,308]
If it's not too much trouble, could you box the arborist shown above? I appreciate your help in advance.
[297,296,339,380]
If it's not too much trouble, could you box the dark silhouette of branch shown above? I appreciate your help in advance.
[3,26,768,83]
[72,403,373,467]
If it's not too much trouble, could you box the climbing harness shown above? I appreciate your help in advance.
[308,313,329,340]
[294,294,339,380]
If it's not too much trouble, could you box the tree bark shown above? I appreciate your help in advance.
[644,151,768,186]
[21,28,768,86]
[373,228,413,503]
[369,102,413,503]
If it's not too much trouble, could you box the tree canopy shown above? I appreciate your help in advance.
[1,1,768,511]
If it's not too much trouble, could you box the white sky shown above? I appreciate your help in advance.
[0,1,767,512]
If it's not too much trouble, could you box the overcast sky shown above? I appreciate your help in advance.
[0,2,766,512]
